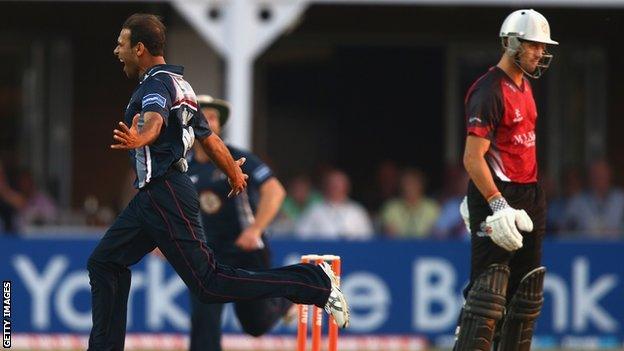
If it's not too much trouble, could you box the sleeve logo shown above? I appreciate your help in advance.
[253,165,271,182]
[142,93,167,109]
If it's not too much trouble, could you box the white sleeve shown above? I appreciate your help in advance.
[350,204,374,239]
[295,205,321,238]
[359,207,374,236]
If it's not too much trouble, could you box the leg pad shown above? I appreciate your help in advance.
[454,264,510,351]
[496,267,546,351]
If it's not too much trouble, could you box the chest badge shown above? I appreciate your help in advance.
[200,190,222,214]
[513,108,524,123]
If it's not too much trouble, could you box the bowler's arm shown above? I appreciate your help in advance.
[199,134,248,196]
[111,112,163,149]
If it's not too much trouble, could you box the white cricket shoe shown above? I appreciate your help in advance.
[319,261,350,328]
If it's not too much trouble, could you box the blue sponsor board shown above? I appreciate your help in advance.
[1,237,622,347]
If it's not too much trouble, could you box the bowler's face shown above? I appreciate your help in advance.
[113,29,140,79]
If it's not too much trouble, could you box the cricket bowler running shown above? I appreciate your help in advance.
[86,13,349,351]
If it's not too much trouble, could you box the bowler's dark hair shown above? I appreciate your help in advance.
[122,13,166,56]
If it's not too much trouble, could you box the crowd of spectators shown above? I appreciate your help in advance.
[270,164,470,240]
[544,159,624,238]
[271,159,624,240]
[2,157,624,240]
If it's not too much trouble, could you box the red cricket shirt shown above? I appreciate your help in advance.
[465,66,539,183]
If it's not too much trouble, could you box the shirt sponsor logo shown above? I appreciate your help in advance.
[512,130,536,147]
[142,93,167,109]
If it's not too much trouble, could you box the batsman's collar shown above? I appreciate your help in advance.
[196,95,230,127]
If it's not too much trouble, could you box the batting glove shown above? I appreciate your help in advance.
[484,197,533,251]
[459,196,471,233]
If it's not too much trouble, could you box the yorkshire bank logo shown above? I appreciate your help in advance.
[512,130,536,147]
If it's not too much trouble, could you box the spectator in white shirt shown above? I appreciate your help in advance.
[562,159,624,238]
[295,169,373,240]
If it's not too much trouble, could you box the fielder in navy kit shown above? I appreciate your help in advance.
[187,95,292,351]
[454,9,558,351]
[87,14,349,351]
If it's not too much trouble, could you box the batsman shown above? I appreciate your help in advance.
[454,9,558,351]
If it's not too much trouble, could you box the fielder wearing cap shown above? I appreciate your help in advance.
[196,95,230,128]
[186,95,309,351]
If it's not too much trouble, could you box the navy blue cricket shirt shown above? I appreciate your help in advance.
[187,146,273,251]
[124,64,212,188]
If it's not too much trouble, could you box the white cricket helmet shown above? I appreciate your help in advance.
[500,9,558,78]
[500,9,558,45]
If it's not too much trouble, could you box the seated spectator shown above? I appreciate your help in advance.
[543,168,582,235]
[295,169,373,240]
[562,159,624,238]
[271,175,322,235]
[363,160,400,214]
[380,168,440,238]
[431,166,470,239]
[0,166,58,233]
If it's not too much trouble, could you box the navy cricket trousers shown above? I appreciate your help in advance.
[190,245,292,351]
[87,170,330,351]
